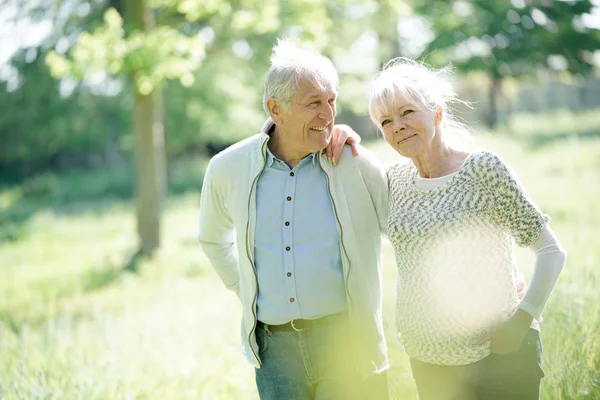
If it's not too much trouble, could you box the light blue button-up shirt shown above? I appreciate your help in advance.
[254,146,347,325]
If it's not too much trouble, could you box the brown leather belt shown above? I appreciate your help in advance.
[257,315,335,332]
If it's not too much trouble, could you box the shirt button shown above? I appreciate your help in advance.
[290,172,295,177]
[286,196,292,201]
[290,298,295,302]
[287,272,292,277]
[285,221,290,226]
[285,246,291,251]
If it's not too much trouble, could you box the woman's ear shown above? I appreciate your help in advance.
[435,105,443,126]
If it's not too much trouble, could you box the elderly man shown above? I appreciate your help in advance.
[198,40,389,399]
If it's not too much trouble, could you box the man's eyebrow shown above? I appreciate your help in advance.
[304,93,322,101]
[304,92,337,101]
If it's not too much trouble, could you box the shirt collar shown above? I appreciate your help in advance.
[265,147,319,167]
[265,146,279,168]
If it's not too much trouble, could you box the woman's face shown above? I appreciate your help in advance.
[375,92,439,159]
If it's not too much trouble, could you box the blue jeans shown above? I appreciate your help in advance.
[410,329,545,400]
[254,314,388,400]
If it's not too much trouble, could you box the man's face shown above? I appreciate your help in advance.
[277,78,337,154]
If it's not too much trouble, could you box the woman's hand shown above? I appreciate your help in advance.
[325,124,360,166]
[471,309,533,354]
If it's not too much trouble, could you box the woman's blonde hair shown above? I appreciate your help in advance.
[368,57,474,148]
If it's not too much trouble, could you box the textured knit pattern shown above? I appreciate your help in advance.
[387,150,548,366]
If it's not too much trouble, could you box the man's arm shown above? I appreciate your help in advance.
[198,159,241,294]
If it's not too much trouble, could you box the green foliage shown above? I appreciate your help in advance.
[501,107,600,148]
[2,0,419,179]
[7,0,599,179]
[35,0,375,174]
[0,50,131,178]
[0,156,206,244]
[45,0,367,96]
[163,53,266,156]
[411,0,600,128]
[46,8,206,95]
[417,0,600,76]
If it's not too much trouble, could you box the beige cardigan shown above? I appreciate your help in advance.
[198,119,389,377]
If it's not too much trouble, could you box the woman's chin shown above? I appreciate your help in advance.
[391,145,415,159]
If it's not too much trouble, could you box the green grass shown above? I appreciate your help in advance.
[1,125,599,399]
[501,108,600,149]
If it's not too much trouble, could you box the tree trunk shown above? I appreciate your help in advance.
[134,90,166,257]
[488,75,502,129]
[129,0,166,257]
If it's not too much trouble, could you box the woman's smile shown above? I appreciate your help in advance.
[398,133,417,145]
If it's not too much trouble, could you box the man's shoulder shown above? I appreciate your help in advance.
[209,133,265,169]
[342,145,384,172]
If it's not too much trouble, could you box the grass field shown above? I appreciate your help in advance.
[1,119,599,399]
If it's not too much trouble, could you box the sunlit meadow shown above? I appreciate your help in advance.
[1,114,599,399]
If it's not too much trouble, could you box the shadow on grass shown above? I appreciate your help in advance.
[82,251,143,292]
[0,310,22,335]
[83,266,126,292]
[0,306,112,337]
[0,252,145,335]
[0,157,207,244]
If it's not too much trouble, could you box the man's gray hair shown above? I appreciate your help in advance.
[263,39,339,115]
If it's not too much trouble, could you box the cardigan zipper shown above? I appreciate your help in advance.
[317,153,354,314]
[245,139,268,366]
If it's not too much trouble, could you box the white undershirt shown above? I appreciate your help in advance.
[415,173,566,321]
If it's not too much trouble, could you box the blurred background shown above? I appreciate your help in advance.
[0,0,599,399]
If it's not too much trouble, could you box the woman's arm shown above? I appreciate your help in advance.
[519,223,567,321]
[325,124,361,165]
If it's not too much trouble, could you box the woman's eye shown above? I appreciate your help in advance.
[381,119,391,127]
[308,101,320,108]
[403,109,414,116]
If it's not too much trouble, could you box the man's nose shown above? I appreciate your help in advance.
[318,103,335,120]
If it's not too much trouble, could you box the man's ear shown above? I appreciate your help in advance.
[435,105,443,126]
[266,98,284,125]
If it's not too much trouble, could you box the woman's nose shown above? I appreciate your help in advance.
[394,119,406,133]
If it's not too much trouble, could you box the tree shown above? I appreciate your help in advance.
[413,0,600,127]
[48,5,204,256]
[129,0,167,258]
[45,0,360,257]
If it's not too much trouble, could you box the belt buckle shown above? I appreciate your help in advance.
[290,319,308,332]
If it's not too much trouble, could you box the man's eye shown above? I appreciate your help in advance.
[308,101,320,108]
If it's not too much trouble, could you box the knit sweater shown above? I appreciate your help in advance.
[387,150,548,365]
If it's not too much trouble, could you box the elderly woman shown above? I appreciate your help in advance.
[366,59,567,400]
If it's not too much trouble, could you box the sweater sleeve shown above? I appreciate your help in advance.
[486,153,549,247]
[198,158,241,293]
[518,223,567,321]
